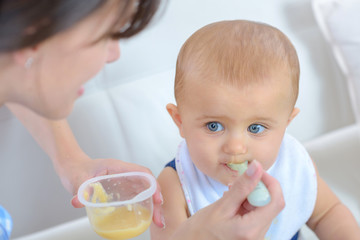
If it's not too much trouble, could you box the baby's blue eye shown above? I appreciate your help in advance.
[248,124,265,134]
[207,122,224,132]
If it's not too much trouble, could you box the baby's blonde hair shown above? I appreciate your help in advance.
[174,20,300,106]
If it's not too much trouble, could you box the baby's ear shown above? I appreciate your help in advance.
[166,103,184,137]
[287,107,300,126]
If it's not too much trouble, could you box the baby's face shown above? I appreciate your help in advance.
[177,73,297,186]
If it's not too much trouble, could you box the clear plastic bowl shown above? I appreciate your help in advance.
[78,172,156,240]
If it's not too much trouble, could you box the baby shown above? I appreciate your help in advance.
[151,20,360,239]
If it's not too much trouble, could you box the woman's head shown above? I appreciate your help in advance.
[0,0,160,119]
[0,0,159,52]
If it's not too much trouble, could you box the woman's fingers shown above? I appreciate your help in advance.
[71,195,84,208]
[153,201,165,228]
[152,181,164,228]
[245,171,285,223]
[221,160,263,212]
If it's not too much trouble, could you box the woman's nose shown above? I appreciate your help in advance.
[223,136,247,156]
[106,40,120,63]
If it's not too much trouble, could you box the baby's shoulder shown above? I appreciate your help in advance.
[158,165,190,215]
[158,166,182,196]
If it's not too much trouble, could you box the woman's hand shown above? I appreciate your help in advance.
[171,160,284,240]
[58,155,164,228]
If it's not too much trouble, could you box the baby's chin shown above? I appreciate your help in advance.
[43,104,75,120]
[219,176,237,188]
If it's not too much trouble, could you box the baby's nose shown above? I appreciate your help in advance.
[223,136,247,156]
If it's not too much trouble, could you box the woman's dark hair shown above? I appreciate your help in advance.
[0,0,160,52]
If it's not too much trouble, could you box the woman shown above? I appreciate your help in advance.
[0,1,284,239]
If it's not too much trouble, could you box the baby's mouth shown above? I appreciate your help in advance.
[227,161,249,175]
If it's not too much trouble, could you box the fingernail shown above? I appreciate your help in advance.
[161,216,166,229]
[246,160,258,177]
[160,193,164,205]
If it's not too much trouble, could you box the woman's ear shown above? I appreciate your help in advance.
[166,103,185,138]
[287,107,300,126]
[12,46,37,67]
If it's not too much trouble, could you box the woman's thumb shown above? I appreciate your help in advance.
[221,160,263,210]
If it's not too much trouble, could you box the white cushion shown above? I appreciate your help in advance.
[305,124,360,221]
[300,124,360,239]
[312,0,360,121]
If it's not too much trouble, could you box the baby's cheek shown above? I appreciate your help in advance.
[253,149,278,170]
